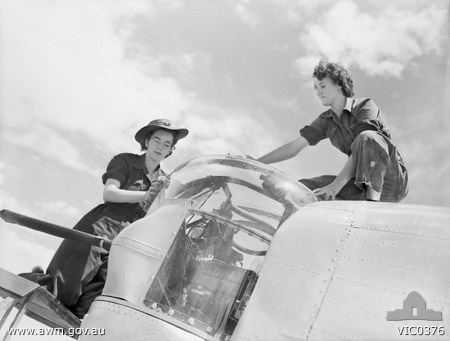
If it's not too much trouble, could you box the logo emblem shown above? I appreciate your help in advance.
[158,119,171,127]
[386,291,443,321]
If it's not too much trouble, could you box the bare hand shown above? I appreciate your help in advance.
[313,181,343,201]
[143,176,169,211]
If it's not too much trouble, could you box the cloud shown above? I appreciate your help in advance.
[149,54,196,76]
[291,0,448,77]
[0,223,56,274]
[235,1,261,28]
[1,0,194,157]
[268,0,335,24]
[4,123,101,176]
[182,104,277,157]
[39,201,82,220]
[0,191,78,263]
[0,0,277,217]
[0,162,4,188]
[0,0,289,171]
[138,52,213,84]
[0,191,40,218]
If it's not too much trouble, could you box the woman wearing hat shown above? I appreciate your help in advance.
[45,119,188,318]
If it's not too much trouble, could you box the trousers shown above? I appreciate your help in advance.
[46,208,126,318]
[300,131,408,202]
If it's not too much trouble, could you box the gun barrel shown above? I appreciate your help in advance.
[0,209,112,251]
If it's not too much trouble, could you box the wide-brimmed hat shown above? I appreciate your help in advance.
[135,119,189,145]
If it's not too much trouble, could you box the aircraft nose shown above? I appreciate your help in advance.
[79,297,205,341]
[102,202,190,304]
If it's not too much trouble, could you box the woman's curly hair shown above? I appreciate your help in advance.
[313,59,354,98]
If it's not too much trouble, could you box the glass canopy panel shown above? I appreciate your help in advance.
[143,155,317,340]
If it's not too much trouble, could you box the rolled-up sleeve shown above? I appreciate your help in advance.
[299,115,329,146]
[102,154,129,186]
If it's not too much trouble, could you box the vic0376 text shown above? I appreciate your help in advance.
[397,326,445,336]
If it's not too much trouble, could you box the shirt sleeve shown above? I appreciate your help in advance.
[299,115,329,146]
[102,154,129,186]
[351,98,386,136]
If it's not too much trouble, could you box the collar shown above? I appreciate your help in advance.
[344,97,354,113]
[134,153,162,174]
[134,153,148,171]
[322,97,355,119]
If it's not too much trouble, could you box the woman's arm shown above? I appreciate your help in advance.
[103,178,147,203]
[314,155,356,200]
[257,136,309,164]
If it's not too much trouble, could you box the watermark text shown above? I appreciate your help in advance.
[397,326,445,336]
[8,327,106,337]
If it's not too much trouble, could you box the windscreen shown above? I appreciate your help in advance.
[164,155,317,235]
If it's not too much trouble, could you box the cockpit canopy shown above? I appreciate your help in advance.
[162,154,317,238]
[107,155,317,340]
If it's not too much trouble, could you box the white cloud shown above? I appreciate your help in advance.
[0,223,56,274]
[140,53,211,82]
[0,162,3,188]
[269,0,335,24]
[0,192,76,269]
[0,191,40,218]
[0,0,194,157]
[235,1,260,28]
[149,0,184,11]
[0,0,279,171]
[4,123,100,176]
[292,0,447,77]
[183,104,276,157]
[294,55,322,78]
[39,201,81,220]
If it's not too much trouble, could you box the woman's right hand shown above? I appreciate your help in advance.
[142,176,169,211]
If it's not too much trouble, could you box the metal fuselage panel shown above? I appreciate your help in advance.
[232,201,450,341]
[79,297,206,341]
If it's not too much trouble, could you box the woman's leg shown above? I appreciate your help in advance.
[46,211,101,307]
[351,131,390,201]
[366,187,381,201]
[46,211,124,312]
[299,175,366,200]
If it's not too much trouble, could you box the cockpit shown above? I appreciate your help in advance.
[103,155,317,340]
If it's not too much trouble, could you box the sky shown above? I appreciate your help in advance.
[0,0,448,335]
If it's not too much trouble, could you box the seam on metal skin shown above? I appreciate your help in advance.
[97,303,146,321]
[88,302,165,339]
[304,203,359,341]
[307,204,355,213]
[324,298,379,319]
[93,299,213,340]
[350,236,432,253]
[332,275,450,306]
[351,224,450,240]
[113,235,164,259]
[92,301,148,322]
[265,258,322,276]
[314,326,358,341]
[339,254,449,281]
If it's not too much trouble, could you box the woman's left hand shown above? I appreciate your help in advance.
[313,181,343,201]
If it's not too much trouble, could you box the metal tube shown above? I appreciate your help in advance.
[0,209,112,251]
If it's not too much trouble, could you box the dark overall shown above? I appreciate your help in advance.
[299,98,408,202]
[46,153,165,318]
